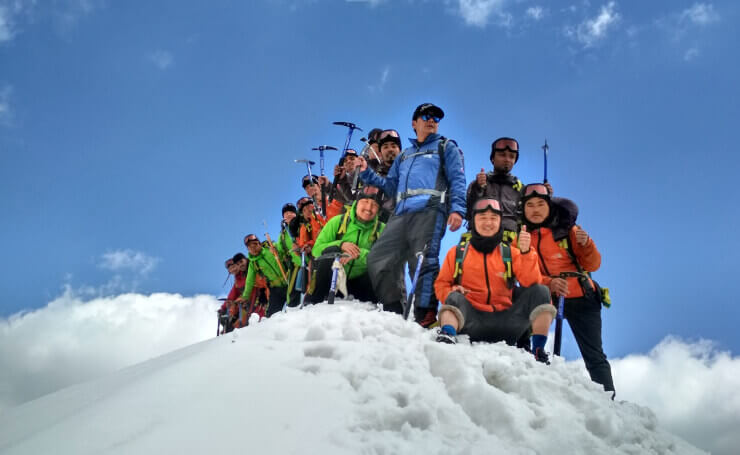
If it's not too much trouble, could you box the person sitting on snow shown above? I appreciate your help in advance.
[521,183,614,391]
[308,185,386,304]
[434,197,556,364]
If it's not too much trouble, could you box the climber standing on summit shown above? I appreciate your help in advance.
[355,103,466,325]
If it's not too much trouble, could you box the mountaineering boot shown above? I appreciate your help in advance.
[414,306,438,328]
[435,324,457,344]
[534,347,550,365]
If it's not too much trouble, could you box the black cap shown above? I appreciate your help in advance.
[412,103,444,120]
[232,252,247,263]
[282,203,297,214]
[302,175,319,188]
[367,128,383,144]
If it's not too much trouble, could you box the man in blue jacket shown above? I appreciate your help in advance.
[356,103,466,326]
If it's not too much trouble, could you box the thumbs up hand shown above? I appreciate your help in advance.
[518,225,531,253]
[476,168,487,187]
[575,225,589,246]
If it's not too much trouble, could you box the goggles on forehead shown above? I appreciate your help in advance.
[378,129,400,141]
[244,234,260,244]
[523,184,549,198]
[359,185,380,197]
[492,138,519,153]
[472,198,502,213]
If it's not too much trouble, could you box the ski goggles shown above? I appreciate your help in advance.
[244,234,260,245]
[225,259,234,269]
[471,198,502,214]
[523,183,549,198]
[357,185,380,199]
[492,138,519,153]
[297,197,314,211]
[419,114,441,123]
[378,129,400,142]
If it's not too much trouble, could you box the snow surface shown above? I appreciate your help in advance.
[0,301,705,455]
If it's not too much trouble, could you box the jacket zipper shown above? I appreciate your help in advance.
[483,252,493,311]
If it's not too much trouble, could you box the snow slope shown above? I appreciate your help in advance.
[0,301,704,455]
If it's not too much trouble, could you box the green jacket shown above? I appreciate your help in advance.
[241,244,289,299]
[277,228,301,268]
[312,201,386,279]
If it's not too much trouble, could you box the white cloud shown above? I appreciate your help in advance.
[526,6,545,21]
[99,249,160,275]
[566,1,621,48]
[148,49,174,70]
[0,290,218,412]
[367,65,390,93]
[611,337,740,455]
[457,0,511,28]
[0,5,12,42]
[680,3,719,26]
[684,47,699,61]
[0,84,13,126]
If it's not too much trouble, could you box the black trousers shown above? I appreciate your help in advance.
[309,246,378,303]
[265,285,299,317]
[367,208,447,309]
[564,295,615,392]
[444,285,551,344]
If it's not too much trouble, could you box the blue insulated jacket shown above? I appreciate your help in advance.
[359,133,466,216]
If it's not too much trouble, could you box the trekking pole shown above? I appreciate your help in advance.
[553,295,565,356]
[403,245,428,320]
[262,221,291,313]
[542,139,549,183]
[311,145,338,216]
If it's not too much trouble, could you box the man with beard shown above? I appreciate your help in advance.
[522,183,614,392]
[434,197,555,363]
[466,137,552,244]
[309,186,386,304]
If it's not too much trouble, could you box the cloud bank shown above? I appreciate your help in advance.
[566,1,621,48]
[0,291,218,413]
[611,337,740,455]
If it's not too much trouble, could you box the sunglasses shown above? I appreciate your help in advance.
[419,114,441,123]
[492,138,519,153]
[523,184,549,197]
[472,198,502,213]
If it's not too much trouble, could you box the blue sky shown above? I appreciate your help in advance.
[1,0,739,359]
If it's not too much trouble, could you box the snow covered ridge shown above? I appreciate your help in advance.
[0,301,704,455]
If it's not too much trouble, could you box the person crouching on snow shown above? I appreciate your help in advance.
[433,197,556,363]
[308,185,386,304]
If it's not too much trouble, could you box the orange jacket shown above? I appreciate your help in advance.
[435,242,542,312]
[531,226,601,299]
[298,213,327,250]
[326,198,344,220]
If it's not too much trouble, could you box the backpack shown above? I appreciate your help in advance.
[452,233,516,290]
[546,198,611,308]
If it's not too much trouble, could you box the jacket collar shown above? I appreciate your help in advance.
[408,133,441,148]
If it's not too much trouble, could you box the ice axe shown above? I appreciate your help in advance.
[333,121,362,157]
[316,251,351,305]
[403,244,428,320]
[542,139,549,183]
[311,145,338,216]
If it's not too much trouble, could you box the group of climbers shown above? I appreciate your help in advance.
[217,102,614,396]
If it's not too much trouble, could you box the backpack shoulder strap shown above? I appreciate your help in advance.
[453,232,471,285]
[336,209,351,241]
[500,242,515,289]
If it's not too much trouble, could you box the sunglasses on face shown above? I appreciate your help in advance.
[419,114,441,123]
[472,198,501,212]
